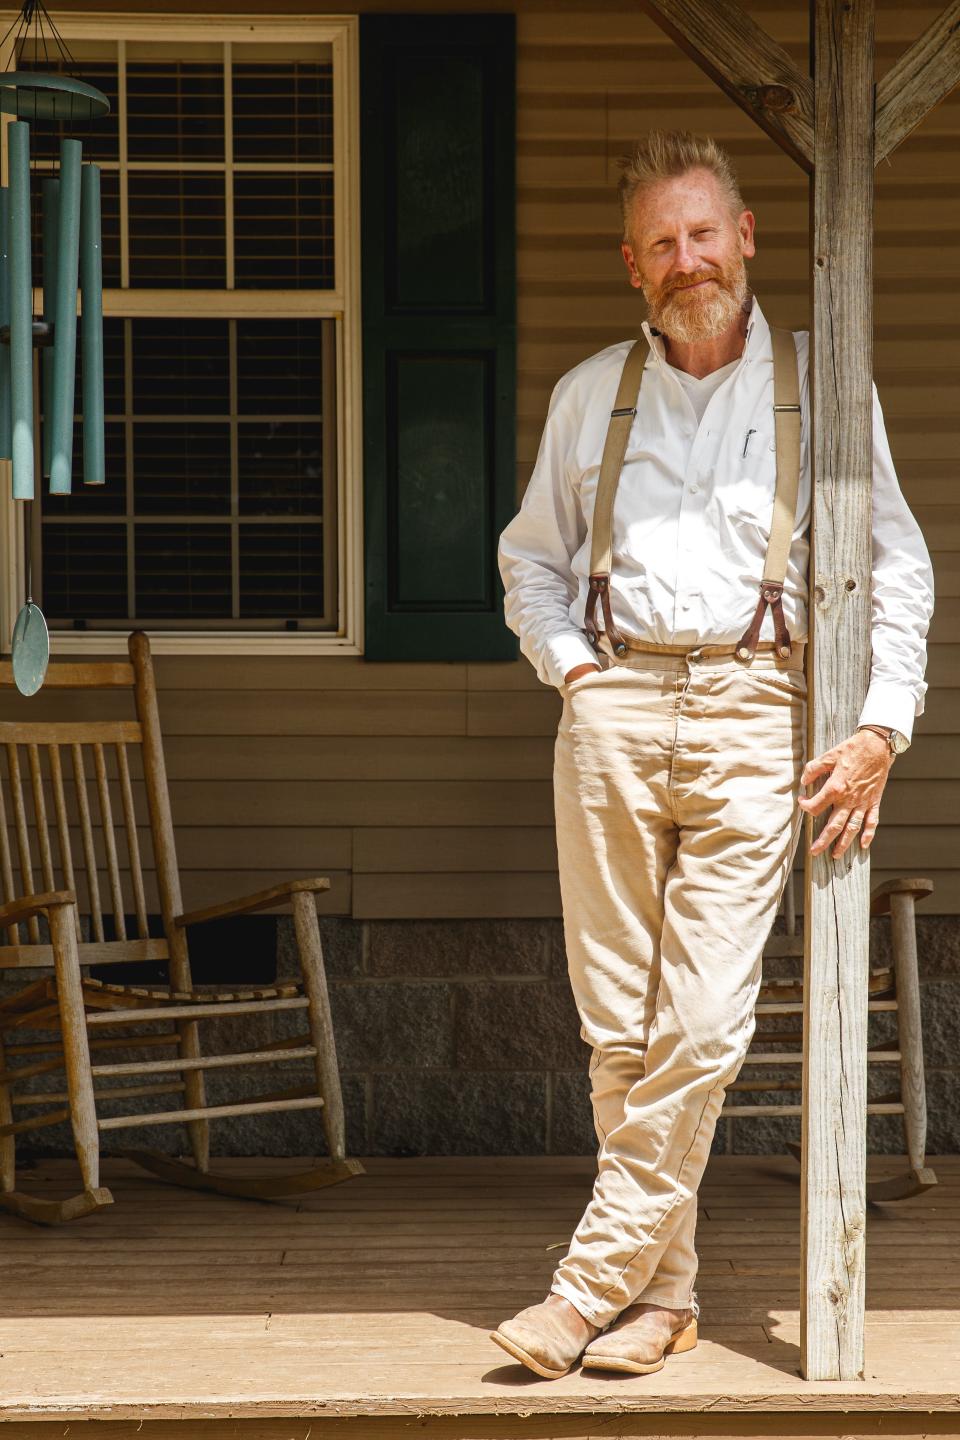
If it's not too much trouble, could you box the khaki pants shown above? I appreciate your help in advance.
[549,639,806,1329]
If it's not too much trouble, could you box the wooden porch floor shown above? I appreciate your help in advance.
[0,1154,958,1436]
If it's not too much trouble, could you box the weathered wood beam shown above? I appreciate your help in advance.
[875,0,960,165]
[638,0,814,172]
[802,0,874,1384]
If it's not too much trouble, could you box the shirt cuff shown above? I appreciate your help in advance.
[857,681,921,743]
[542,630,602,689]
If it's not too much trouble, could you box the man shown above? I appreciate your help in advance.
[492,130,934,1380]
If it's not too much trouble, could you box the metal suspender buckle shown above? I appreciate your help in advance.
[610,406,637,418]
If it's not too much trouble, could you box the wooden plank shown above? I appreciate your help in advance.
[636,0,814,169]
[0,938,169,973]
[352,870,562,919]
[802,0,875,1381]
[0,661,133,689]
[353,826,559,874]
[875,0,960,164]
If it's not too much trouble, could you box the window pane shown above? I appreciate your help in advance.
[29,61,120,163]
[134,423,231,515]
[135,523,231,618]
[42,422,126,516]
[131,319,229,415]
[239,523,323,617]
[236,320,323,414]
[233,174,333,288]
[31,168,121,292]
[238,422,323,515]
[232,61,332,163]
[127,61,224,162]
[128,172,226,287]
[43,523,127,619]
[41,316,124,427]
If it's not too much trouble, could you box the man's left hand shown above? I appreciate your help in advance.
[797,729,894,859]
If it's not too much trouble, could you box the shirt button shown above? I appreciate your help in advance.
[690,484,700,494]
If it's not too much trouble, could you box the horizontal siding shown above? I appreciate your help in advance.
[6,0,959,916]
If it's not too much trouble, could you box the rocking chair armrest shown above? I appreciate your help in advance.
[174,877,331,929]
[0,890,78,927]
[870,876,935,917]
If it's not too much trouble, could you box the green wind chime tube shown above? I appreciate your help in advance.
[8,121,33,500]
[41,177,58,479]
[0,187,11,462]
[49,137,82,497]
[79,163,103,485]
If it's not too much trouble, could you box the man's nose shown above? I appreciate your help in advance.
[672,240,700,272]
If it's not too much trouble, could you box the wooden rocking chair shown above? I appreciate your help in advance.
[723,869,937,1202]
[0,631,363,1225]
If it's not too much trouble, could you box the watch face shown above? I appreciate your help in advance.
[891,730,911,755]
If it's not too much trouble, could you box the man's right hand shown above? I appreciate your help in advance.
[564,663,603,684]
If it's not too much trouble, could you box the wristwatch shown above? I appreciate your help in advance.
[857,723,911,757]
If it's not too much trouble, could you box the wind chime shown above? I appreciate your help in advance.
[0,0,108,693]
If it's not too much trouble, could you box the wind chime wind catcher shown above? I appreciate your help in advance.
[0,0,108,693]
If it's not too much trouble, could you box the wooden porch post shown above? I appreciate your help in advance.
[636,0,960,1382]
[801,0,875,1381]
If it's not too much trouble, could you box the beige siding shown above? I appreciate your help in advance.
[12,0,960,915]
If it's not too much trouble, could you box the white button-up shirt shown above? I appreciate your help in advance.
[497,294,934,740]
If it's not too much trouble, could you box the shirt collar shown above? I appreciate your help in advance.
[640,291,767,369]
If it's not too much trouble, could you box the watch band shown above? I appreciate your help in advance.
[858,723,908,756]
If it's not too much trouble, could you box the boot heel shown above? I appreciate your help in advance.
[665,1318,698,1354]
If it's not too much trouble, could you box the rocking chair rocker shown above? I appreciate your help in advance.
[0,631,363,1225]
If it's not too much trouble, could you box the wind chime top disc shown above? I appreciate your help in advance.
[11,601,49,697]
[0,71,110,121]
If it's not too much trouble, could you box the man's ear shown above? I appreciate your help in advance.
[621,240,642,289]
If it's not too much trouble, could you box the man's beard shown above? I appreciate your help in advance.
[641,252,749,344]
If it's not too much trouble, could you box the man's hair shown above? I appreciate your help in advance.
[617,130,745,244]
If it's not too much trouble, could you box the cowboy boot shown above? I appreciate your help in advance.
[581,1301,698,1374]
[490,1294,602,1379]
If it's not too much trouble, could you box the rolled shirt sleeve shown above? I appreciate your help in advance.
[498,376,599,689]
[856,382,935,742]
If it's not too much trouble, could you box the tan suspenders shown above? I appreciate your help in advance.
[581,325,802,662]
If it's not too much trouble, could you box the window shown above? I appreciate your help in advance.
[0,18,362,654]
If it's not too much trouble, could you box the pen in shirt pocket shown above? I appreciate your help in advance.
[742,428,757,457]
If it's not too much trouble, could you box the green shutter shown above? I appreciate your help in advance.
[360,13,517,661]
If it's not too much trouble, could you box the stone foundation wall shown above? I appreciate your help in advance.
[5,912,958,1161]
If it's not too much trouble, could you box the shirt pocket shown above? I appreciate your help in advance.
[724,426,777,527]
[737,424,776,481]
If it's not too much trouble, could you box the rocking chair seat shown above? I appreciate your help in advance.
[80,976,304,1006]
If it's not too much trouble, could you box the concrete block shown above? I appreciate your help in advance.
[454,980,585,1070]
[276,914,365,980]
[371,1070,547,1155]
[924,1070,960,1152]
[367,918,551,978]
[550,1069,595,1154]
[330,980,454,1072]
[918,980,960,1069]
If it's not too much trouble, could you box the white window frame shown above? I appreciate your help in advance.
[0,11,364,656]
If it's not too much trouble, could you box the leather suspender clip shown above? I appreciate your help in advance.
[735,580,792,662]
[584,574,628,656]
